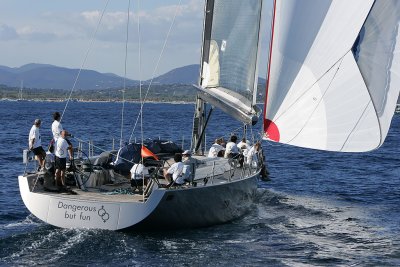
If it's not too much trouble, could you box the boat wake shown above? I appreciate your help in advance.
[0,214,43,240]
[1,228,94,266]
[248,188,397,266]
[2,214,42,229]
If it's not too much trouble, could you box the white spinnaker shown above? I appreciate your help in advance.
[264,0,400,152]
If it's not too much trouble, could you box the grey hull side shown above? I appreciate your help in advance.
[129,174,259,231]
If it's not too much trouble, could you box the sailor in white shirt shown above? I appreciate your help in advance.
[207,138,225,158]
[130,162,149,192]
[238,138,251,159]
[246,142,261,167]
[237,138,250,150]
[224,135,239,158]
[163,153,184,185]
[28,119,46,171]
[55,130,72,188]
[51,111,63,142]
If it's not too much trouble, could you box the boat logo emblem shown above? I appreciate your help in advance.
[97,205,110,223]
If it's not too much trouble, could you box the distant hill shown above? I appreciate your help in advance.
[0,63,139,90]
[151,64,200,84]
[0,63,266,90]
[151,64,266,85]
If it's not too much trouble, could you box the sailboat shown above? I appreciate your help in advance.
[17,80,25,101]
[17,0,400,231]
[17,0,264,230]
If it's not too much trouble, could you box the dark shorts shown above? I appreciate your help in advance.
[55,156,67,171]
[228,152,239,159]
[32,146,46,157]
[131,179,147,187]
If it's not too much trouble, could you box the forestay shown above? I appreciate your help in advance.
[264,0,400,152]
[198,0,262,125]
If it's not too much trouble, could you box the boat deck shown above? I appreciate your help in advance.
[40,183,145,203]
[22,156,258,203]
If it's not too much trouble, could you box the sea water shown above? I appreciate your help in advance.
[0,101,399,266]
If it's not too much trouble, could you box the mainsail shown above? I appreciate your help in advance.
[198,0,263,125]
[264,0,400,152]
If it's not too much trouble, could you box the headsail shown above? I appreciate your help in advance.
[264,0,400,152]
[198,0,263,125]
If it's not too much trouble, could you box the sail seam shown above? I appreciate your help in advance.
[285,56,345,145]
[273,51,347,124]
[340,100,373,151]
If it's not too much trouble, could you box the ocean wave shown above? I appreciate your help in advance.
[2,214,42,229]
[252,188,395,266]
[1,228,97,266]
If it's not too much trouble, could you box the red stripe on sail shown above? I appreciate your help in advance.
[264,119,280,142]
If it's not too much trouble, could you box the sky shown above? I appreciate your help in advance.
[0,0,272,80]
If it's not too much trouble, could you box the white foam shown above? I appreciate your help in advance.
[256,189,394,265]
[3,214,42,229]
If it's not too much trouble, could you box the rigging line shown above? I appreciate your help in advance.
[71,136,136,165]
[137,0,144,148]
[60,0,110,123]
[214,124,248,143]
[228,124,247,137]
[120,0,132,148]
[129,0,183,143]
[137,0,145,200]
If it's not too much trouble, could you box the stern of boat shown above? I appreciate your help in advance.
[18,174,165,230]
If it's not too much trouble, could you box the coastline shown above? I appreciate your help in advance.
[0,98,195,104]
[0,98,266,105]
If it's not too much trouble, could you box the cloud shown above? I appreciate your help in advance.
[139,0,202,24]
[0,1,205,78]
[0,24,18,40]
[72,1,203,44]
[0,23,59,42]
[81,10,127,30]
[1,1,203,45]
[17,26,57,42]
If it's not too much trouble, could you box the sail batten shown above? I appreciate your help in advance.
[264,0,400,152]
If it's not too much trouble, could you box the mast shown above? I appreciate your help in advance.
[192,0,215,155]
[191,97,206,155]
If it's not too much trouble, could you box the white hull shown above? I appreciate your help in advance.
[18,170,259,231]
